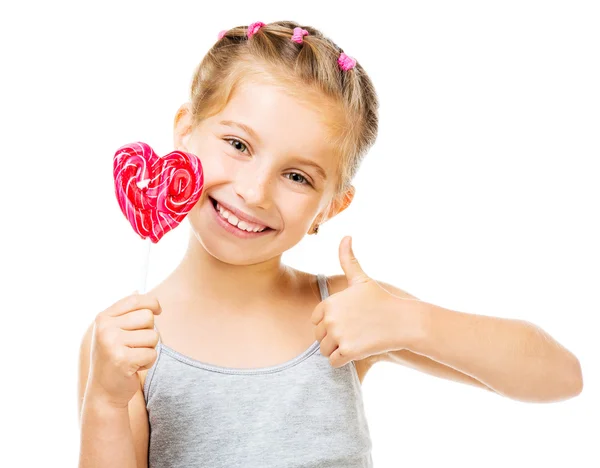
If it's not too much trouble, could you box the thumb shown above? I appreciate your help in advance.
[339,236,369,285]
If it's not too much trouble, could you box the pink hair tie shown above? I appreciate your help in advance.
[291,27,309,44]
[338,52,357,71]
[247,21,266,38]
[218,30,227,39]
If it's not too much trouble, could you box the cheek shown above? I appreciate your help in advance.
[192,141,236,189]
[196,149,238,186]
[186,196,213,235]
[187,196,206,220]
[282,202,319,228]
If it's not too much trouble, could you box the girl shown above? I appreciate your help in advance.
[78,20,583,468]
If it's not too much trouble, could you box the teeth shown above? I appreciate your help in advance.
[216,202,267,232]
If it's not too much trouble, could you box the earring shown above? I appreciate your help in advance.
[312,224,319,234]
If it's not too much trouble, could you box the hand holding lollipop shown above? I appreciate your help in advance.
[87,141,202,412]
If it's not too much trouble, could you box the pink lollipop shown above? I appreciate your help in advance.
[113,142,204,243]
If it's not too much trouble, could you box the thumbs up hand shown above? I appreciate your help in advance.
[311,236,418,368]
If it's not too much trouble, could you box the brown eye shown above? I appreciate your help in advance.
[285,172,310,186]
[225,138,248,154]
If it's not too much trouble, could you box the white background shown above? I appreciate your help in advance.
[1,1,598,466]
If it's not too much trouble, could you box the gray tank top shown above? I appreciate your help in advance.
[143,273,373,467]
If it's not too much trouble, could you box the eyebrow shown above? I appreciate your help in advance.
[220,120,262,144]
[289,157,328,182]
[219,119,328,182]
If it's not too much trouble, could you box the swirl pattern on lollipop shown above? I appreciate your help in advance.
[113,142,204,243]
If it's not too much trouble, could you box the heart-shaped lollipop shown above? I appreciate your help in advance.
[113,142,204,243]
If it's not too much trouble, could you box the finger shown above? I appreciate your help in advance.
[339,236,369,286]
[137,361,157,372]
[311,302,325,325]
[123,328,160,348]
[127,347,158,370]
[314,321,327,342]
[103,293,162,318]
[319,334,338,358]
[329,348,351,368]
[116,309,156,330]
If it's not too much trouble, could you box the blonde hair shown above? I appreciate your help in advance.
[189,20,379,216]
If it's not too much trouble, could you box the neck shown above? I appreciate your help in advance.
[165,231,295,308]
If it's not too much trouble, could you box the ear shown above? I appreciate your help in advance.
[317,184,355,225]
[173,102,194,151]
[334,184,355,217]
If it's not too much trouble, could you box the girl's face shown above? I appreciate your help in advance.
[174,80,351,266]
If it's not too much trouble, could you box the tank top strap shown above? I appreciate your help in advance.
[316,273,330,300]
[145,317,164,401]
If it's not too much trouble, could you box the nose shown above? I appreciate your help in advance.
[233,163,273,209]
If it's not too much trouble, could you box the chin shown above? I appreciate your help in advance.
[186,207,271,265]
[194,232,281,266]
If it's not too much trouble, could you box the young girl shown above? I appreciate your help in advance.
[77,20,583,468]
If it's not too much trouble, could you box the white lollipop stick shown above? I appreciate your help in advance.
[139,236,159,342]
[139,237,152,293]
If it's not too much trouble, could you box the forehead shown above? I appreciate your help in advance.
[214,80,338,159]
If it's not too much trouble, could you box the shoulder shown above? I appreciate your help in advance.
[323,273,418,301]
[319,273,348,296]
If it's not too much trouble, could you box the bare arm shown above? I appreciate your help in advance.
[332,273,581,401]
[78,315,152,468]
[376,279,583,402]
[79,390,138,468]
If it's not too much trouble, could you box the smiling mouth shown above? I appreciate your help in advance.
[209,196,275,233]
